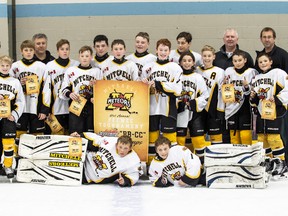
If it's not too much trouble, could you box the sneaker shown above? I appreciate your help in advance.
[4,167,14,179]
[272,159,288,177]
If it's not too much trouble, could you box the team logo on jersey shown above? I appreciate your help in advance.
[234,90,243,103]
[105,89,136,114]
[171,171,181,181]
[257,87,270,100]
[180,91,193,103]
[92,155,108,170]
[79,84,92,98]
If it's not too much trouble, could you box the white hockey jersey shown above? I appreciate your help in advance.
[60,66,103,100]
[142,61,183,119]
[149,145,201,187]
[9,60,45,114]
[101,59,139,81]
[91,55,114,71]
[83,132,141,185]
[251,68,288,118]
[196,66,225,119]
[169,49,203,67]
[177,70,209,128]
[42,59,79,115]
[0,75,25,122]
[224,67,257,120]
[126,53,157,77]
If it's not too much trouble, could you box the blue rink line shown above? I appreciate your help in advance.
[0,3,7,17]
[11,2,288,18]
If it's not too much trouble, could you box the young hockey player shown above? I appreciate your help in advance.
[196,45,225,145]
[0,55,25,178]
[101,39,139,81]
[148,136,201,187]
[176,51,208,165]
[79,132,141,186]
[250,53,288,178]
[169,31,202,67]
[41,39,79,135]
[9,40,46,147]
[60,45,102,135]
[91,34,113,70]
[224,50,257,144]
[126,32,157,77]
[142,38,182,163]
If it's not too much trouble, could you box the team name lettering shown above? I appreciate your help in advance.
[252,78,274,87]
[73,75,94,86]
[230,80,244,87]
[106,70,132,80]
[148,70,170,81]
[0,83,16,94]
[49,153,81,161]
[99,147,117,172]
[54,74,65,85]
[48,161,80,167]
[18,71,36,80]
[203,77,212,88]
[182,80,197,91]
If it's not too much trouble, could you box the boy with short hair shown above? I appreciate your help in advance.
[126,32,157,77]
[91,34,113,70]
[148,136,201,187]
[142,38,182,163]
[41,39,79,135]
[0,55,25,178]
[169,31,202,67]
[60,45,102,135]
[9,40,46,143]
[224,50,257,144]
[196,45,225,145]
[101,39,139,81]
[81,133,141,186]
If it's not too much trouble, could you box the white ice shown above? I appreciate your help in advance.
[1,179,287,216]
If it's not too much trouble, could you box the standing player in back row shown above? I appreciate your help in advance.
[91,34,113,70]
[126,32,157,77]
[41,39,79,135]
[101,39,139,81]
[169,31,202,67]
[142,38,183,163]
[60,46,102,135]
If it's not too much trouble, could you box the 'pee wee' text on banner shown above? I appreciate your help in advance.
[93,80,149,162]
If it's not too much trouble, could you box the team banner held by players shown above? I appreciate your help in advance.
[93,80,149,162]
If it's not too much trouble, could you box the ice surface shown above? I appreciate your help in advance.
[0,178,287,216]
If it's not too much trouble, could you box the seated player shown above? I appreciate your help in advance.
[148,136,201,187]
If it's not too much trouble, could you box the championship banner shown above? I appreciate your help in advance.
[93,80,149,162]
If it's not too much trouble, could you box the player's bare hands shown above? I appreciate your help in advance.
[70,132,80,137]
[243,77,249,88]
[269,96,275,102]
[250,90,256,99]
[178,179,188,187]
[117,173,125,186]
[0,95,4,100]
[20,77,27,85]
[70,92,80,102]
[7,115,15,122]
[90,97,94,104]
[38,113,46,120]
[90,80,97,86]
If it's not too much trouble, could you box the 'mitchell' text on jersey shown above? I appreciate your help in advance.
[182,80,197,92]
[148,70,171,81]
[0,83,16,94]
[252,77,274,87]
[98,147,117,172]
[18,71,37,80]
[106,69,132,81]
[73,74,95,86]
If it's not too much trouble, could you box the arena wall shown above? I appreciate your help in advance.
[3,1,288,61]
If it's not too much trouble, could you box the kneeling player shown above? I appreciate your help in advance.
[148,136,201,187]
[81,133,141,187]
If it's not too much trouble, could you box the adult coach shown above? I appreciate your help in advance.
[255,27,288,163]
[214,28,254,143]
[32,33,55,64]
